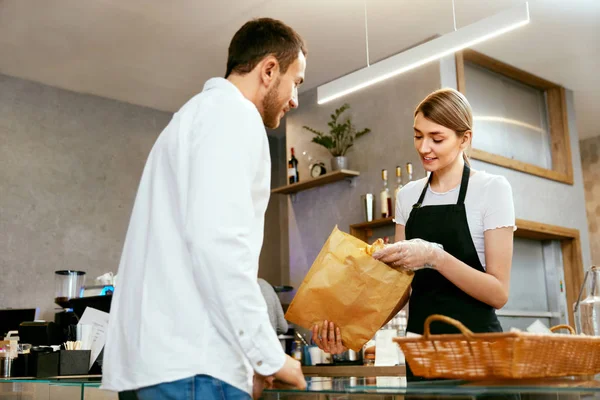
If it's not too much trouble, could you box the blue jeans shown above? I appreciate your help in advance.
[118,375,251,400]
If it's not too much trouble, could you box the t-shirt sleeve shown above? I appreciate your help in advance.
[483,175,516,232]
[394,186,410,225]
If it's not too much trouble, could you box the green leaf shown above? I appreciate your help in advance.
[312,136,334,149]
[302,125,325,137]
[355,128,371,138]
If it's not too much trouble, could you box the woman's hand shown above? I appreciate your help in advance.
[311,320,347,355]
[373,239,445,270]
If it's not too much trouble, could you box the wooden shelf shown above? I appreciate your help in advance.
[271,169,360,195]
[350,217,394,230]
[349,217,395,242]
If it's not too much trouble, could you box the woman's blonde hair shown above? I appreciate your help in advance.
[414,88,473,165]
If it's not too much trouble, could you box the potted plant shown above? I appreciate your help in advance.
[302,103,371,171]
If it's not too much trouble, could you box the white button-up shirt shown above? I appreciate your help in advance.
[102,78,285,394]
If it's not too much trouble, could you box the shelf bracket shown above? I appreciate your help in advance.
[290,193,297,203]
[346,177,357,188]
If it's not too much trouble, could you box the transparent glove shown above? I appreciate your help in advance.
[372,239,444,270]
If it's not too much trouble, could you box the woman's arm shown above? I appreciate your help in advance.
[436,226,513,309]
[395,223,406,242]
[374,227,513,309]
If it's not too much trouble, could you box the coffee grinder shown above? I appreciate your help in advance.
[54,270,86,342]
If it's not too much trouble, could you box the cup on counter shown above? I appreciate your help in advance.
[362,193,374,222]
[307,346,321,366]
[320,349,332,364]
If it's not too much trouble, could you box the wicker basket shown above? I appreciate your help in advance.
[393,314,600,380]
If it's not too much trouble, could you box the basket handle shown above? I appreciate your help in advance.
[423,314,474,339]
[549,324,575,335]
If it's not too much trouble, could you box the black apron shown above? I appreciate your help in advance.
[404,164,502,381]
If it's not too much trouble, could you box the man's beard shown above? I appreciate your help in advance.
[262,78,283,129]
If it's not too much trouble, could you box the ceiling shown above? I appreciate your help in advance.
[0,0,598,139]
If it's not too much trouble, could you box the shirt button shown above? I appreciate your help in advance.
[257,361,263,366]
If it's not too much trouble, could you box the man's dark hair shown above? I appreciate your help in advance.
[225,18,307,78]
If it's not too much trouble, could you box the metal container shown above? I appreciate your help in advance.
[362,193,374,222]
[331,156,348,171]
[0,356,13,378]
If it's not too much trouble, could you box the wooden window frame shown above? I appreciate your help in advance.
[456,49,574,185]
[349,218,584,325]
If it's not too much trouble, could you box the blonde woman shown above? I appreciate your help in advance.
[312,88,516,381]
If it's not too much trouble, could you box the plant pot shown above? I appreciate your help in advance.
[331,156,348,171]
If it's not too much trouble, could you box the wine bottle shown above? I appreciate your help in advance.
[406,162,413,183]
[393,166,403,217]
[380,169,392,218]
[288,147,299,184]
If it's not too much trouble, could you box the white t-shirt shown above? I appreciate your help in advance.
[394,171,516,269]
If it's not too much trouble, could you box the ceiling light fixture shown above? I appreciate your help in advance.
[317,2,530,105]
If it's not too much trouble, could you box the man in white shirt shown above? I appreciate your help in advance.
[102,17,307,400]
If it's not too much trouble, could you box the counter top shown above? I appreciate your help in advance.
[265,375,600,397]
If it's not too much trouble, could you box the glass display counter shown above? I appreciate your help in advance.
[2,375,600,399]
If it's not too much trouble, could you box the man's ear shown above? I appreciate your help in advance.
[260,56,279,87]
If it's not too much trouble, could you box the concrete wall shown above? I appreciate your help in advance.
[0,74,171,320]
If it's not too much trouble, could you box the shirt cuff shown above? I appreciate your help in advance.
[238,320,286,376]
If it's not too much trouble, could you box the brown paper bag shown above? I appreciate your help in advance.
[285,226,413,352]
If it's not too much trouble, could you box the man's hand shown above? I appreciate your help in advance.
[273,354,306,390]
[252,373,274,400]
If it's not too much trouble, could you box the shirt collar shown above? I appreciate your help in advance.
[202,77,246,101]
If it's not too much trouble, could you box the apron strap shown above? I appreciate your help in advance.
[413,163,471,208]
[413,172,433,208]
[457,163,471,205]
